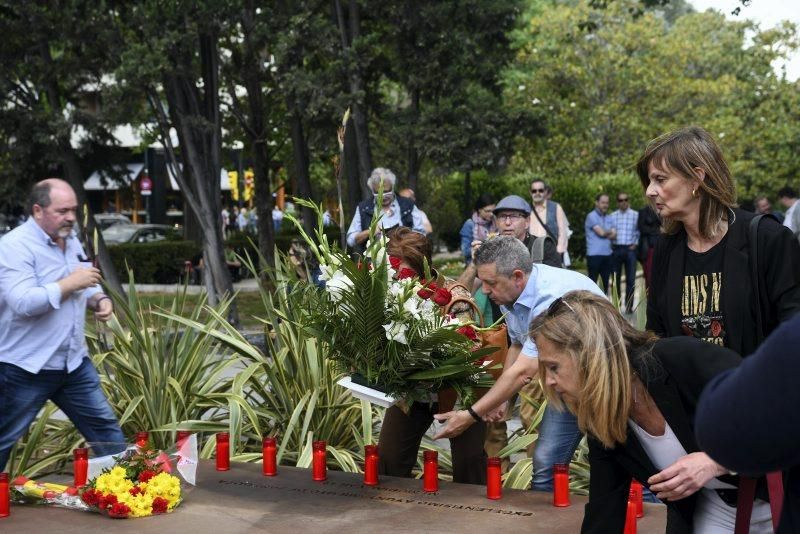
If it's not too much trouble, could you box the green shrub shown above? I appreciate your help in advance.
[108,240,201,284]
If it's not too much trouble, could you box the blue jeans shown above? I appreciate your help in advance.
[612,246,637,311]
[0,358,125,471]
[532,405,584,491]
[586,255,613,293]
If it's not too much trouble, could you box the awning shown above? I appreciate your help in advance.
[167,164,231,191]
[84,164,144,191]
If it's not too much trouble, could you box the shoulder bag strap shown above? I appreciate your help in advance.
[442,296,484,327]
[532,205,557,241]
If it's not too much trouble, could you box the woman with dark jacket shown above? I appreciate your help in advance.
[637,126,800,356]
[531,291,772,533]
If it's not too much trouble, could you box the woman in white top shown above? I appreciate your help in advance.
[530,291,773,534]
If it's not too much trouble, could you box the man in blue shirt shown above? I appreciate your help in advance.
[0,179,125,471]
[434,236,605,491]
[584,193,615,293]
[346,168,426,251]
[609,192,640,313]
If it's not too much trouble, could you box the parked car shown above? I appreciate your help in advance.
[103,224,179,245]
[95,213,132,230]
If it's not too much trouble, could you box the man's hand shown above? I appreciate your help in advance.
[647,452,727,501]
[59,267,102,296]
[94,297,114,322]
[483,401,508,422]
[433,410,474,440]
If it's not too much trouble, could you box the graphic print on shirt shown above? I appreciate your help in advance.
[681,241,726,345]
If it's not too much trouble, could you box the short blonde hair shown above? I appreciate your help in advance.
[529,291,658,448]
[636,126,737,239]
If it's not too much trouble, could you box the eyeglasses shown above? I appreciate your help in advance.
[617,197,629,202]
[496,212,526,221]
[547,296,576,316]
[530,188,545,194]
[373,191,394,199]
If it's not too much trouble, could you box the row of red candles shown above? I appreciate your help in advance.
[0,431,646,524]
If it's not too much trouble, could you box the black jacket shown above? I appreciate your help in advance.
[697,314,800,533]
[647,208,800,356]
[582,337,745,533]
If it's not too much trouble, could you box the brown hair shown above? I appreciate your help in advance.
[529,291,658,448]
[636,126,737,239]
[385,227,433,276]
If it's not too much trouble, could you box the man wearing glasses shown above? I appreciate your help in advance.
[346,168,425,251]
[610,193,639,314]
[529,179,569,265]
[434,236,604,492]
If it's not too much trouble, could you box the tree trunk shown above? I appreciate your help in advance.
[334,0,373,193]
[405,87,421,191]
[464,170,473,219]
[344,117,362,219]
[288,103,315,237]
[150,34,237,323]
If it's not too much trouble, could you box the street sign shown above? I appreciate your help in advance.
[140,175,153,196]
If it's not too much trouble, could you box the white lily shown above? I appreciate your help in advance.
[383,321,408,344]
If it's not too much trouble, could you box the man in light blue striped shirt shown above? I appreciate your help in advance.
[0,179,124,471]
[610,193,640,313]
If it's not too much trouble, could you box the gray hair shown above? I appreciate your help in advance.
[28,181,53,214]
[474,236,533,276]
[367,168,397,191]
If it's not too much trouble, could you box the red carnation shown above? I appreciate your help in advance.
[81,488,100,506]
[98,492,118,510]
[397,267,417,280]
[109,502,131,519]
[457,325,479,342]
[152,496,169,514]
[138,470,157,483]
[129,486,142,496]
[389,255,401,269]
[432,287,452,306]
[417,282,437,300]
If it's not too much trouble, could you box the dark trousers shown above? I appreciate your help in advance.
[612,245,637,311]
[378,402,487,485]
[587,254,613,293]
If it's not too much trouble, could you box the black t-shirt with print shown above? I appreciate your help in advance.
[681,237,727,346]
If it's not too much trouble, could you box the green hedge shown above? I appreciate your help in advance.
[108,240,201,284]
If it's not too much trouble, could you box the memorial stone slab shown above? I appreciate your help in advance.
[5,460,667,532]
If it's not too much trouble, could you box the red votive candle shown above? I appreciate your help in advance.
[423,450,439,493]
[135,431,149,449]
[486,457,502,500]
[73,448,89,487]
[312,441,327,481]
[216,432,230,471]
[363,445,379,486]
[624,488,638,534]
[631,479,644,518]
[176,430,191,448]
[553,463,570,507]
[0,472,8,518]
[263,437,277,477]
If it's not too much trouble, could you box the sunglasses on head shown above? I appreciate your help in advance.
[547,296,576,316]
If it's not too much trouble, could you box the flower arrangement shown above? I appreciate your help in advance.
[287,198,497,403]
[80,447,182,518]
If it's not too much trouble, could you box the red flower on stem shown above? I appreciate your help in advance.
[151,496,169,514]
[389,255,402,270]
[129,486,142,496]
[109,502,131,519]
[457,325,479,342]
[432,287,452,307]
[397,267,417,280]
[417,281,437,300]
[81,488,100,506]
[138,470,157,483]
[98,492,118,510]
